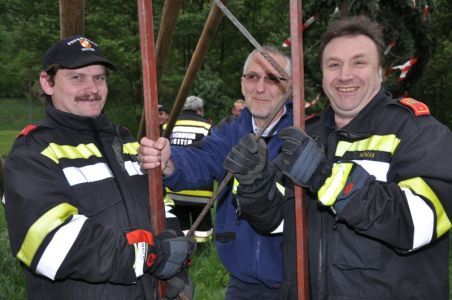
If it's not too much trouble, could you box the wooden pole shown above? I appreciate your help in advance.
[137,0,183,139]
[136,0,165,296]
[162,0,226,139]
[290,0,309,299]
[59,0,85,38]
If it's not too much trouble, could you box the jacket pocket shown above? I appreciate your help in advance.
[331,224,382,270]
[72,178,122,217]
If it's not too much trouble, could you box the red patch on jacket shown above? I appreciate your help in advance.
[18,124,37,137]
[343,182,354,197]
[399,98,430,116]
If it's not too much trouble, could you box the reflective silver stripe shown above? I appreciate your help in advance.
[401,188,434,249]
[354,160,390,182]
[172,126,209,136]
[36,214,87,280]
[2,194,5,204]
[271,220,284,234]
[165,205,177,218]
[168,194,210,204]
[132,242,148,278]
[63,163,113,186]
[124,160,144,176]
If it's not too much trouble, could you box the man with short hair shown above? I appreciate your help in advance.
[224,16,452,299]
[231,99,245,117]
[3,35,195,300]
[139,46,294,299]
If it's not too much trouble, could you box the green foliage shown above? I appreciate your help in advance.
[1,0,450,129]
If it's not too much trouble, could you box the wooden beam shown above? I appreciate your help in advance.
[59,0,85,38]
[289,0,309,299]
[162,0,226,139]
[137,0,165,295]
[137,0,183,139]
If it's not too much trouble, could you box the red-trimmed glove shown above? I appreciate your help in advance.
[125,229,196,280]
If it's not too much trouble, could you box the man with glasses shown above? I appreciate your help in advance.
[139,46,293,299]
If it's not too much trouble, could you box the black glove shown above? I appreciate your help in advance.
[163,270,194,300]
[274,126,330,191]
[125,229,196,280]
[223,133,267,185]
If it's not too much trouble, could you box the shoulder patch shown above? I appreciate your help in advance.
[18,124,38,137]
[399,98,430,116]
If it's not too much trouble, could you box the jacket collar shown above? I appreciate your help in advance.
[44,105,117,134]
[318,88,392,136]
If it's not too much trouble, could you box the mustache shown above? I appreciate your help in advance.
[75,94,102,101]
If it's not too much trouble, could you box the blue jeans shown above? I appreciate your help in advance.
[225,275,281,300]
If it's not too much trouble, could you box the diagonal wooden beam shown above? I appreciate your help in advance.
[162,0,226,139]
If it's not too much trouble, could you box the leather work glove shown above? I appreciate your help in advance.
[125,229,196,280]
[274,126,331,192]
[223,133,268,185]
[163,270,194,300]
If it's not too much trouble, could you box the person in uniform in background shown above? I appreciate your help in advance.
[230,99,246,117]
[224,16,452,299]
[3,35,195,300]
[164,96,214,242]
[158,103,169,135]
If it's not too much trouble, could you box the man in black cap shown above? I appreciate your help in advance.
[3,35,196,300]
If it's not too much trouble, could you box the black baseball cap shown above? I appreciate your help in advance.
[42,35,117,71]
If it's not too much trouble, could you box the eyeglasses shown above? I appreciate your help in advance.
[242,73,288,86]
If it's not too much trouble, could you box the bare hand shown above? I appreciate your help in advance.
[138,137,174,176]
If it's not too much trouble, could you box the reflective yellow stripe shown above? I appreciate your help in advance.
[398,177,451,237]
[164,195,175,206]
[163,120,211,131]
[17,203,78,267]
[318,162,353,206]
[336,135,400,157]
[166,188,213,198]
[41,143,102,164]
[123,142,139,155]
[232,178,239,195]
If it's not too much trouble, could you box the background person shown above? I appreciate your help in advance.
[158,103,169,133]
[230,99,245,117]
[3,35,195,300]
[224,16,452,299]
[164,95,214,242]
[139,46,294,299]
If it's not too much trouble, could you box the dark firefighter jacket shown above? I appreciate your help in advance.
[3,106,173,300]
[235,88,452,299]
[163,103,293,291]
[164,110,213,204]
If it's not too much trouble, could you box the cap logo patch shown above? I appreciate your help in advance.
[66,37,96,52]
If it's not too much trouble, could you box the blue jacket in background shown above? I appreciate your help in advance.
[164,103,293,287]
